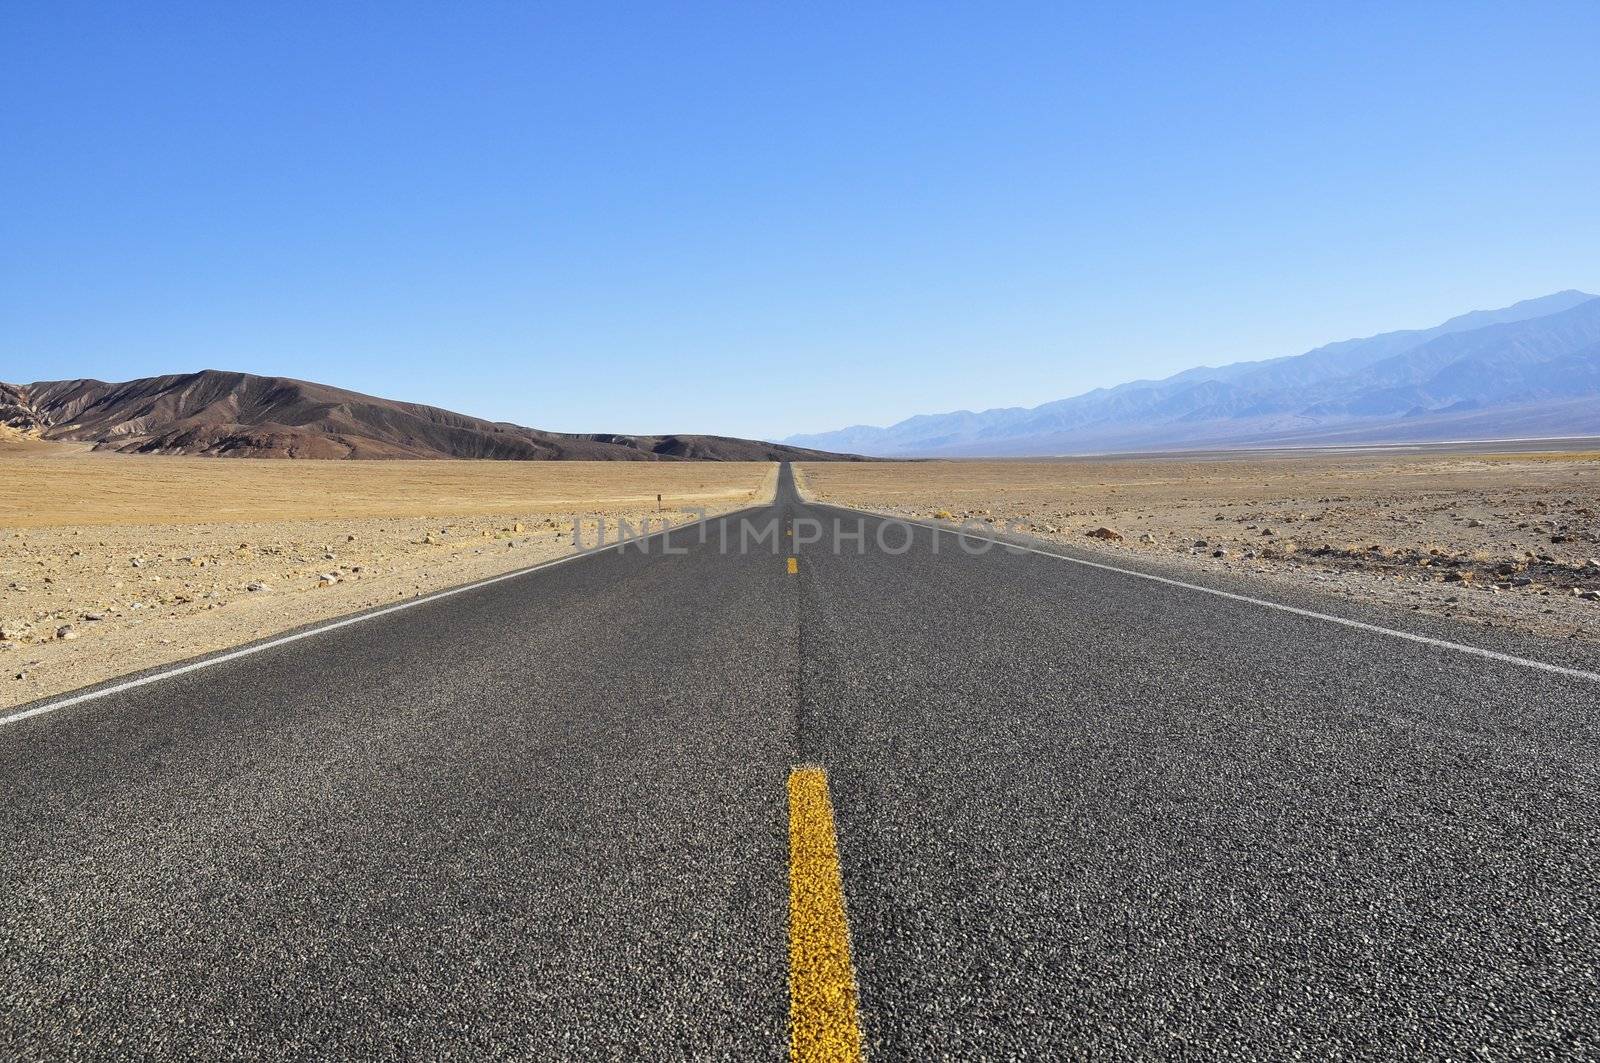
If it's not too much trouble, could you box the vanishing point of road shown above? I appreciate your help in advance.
[4,464,1598,1059]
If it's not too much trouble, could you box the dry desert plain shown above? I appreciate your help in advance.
[798,448,1600,645]
[8,439,1600,710]
[0,438,775,709]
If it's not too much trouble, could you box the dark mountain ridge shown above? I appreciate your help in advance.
[0,371,863,462]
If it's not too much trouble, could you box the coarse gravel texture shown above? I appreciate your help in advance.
[3,511,796,1060]
[4,465,1599,1059]
[793,498,1600,1059]
[0,455,777,708]
[797,452,1600,647]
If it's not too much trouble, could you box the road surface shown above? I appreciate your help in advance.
[4,464,1598,1059]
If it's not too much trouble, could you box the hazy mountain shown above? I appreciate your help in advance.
[785,291,1600,455]
[0,371,864,462]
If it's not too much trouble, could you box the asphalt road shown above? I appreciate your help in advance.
[5,464,1599,1060]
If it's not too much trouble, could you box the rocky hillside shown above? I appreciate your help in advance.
[0,371,863,462]
[787,290,1600,456]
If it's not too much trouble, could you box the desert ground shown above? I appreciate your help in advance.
[0,441,775,708]
[9,440,1600,710]
[798,448,1600,644]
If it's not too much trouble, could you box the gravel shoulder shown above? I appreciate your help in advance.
[1,451,777,709]
[796,451,1600,646]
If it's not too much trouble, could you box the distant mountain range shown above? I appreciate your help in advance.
[0,370,862,462]
[785,290,1600,456]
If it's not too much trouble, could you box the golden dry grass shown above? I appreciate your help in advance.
[1476,450,1600,463]
[799,451,1600,644]
[1,446,776,708]
[0,447,776,528]
[799,451,1600,512]
[0,425,49,451]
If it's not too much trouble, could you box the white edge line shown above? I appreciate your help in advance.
[0,502,770,728]
[813,501,1600,685]
[12,483,1594,729]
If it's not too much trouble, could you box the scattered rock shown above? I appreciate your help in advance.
[83,612,106,622]
[55,625,77,640]
[246,582,268,593]
[1086,527,1123,541]
[1465,518,1485,528]
[1212,549,1228,558]
[129,557,144,568]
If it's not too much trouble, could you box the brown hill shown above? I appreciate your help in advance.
[0,371,864,461]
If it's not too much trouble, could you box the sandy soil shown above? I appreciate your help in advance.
[798,451,1600,644]
[1,449,776,708]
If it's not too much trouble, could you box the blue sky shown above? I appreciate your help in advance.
[3,2,1597,440]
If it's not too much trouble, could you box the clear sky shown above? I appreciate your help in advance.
[3,2,1597,440]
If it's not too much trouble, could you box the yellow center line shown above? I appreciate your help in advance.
[787,556,799,574]
[788,766,865,1062]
